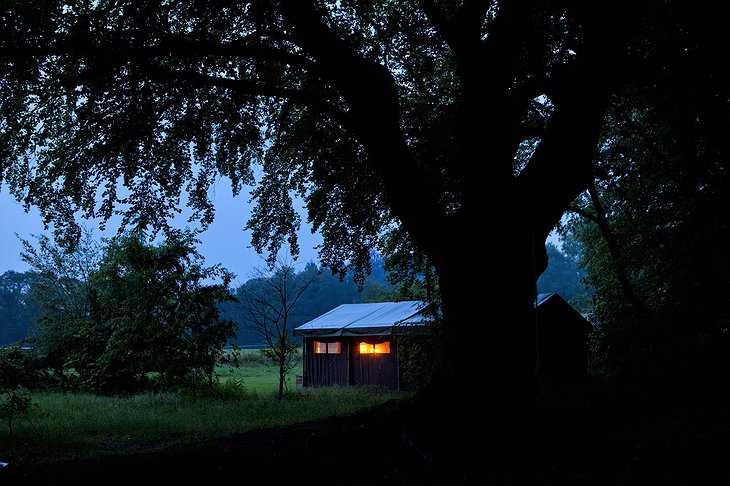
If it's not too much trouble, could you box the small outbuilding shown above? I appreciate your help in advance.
[294,294,591,391]
[293,301,430,390]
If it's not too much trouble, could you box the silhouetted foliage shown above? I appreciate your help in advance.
[21,229,236,394]
[562,8,730,385]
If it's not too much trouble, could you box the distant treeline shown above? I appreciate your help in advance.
[1,243,590,347]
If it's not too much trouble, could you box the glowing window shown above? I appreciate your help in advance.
[359,341,391,354]
[313,341,341,354]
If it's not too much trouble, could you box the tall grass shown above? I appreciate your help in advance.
[0,350,409,466]
[216,349,295,391]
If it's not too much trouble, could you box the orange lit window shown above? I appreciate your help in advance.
[313,341,341,354]
[359,341,391,354]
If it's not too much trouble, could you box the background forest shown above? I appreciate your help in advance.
[1,239,589,348]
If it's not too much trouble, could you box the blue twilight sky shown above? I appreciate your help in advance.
[0,180,323,286]
[1,181,563,284]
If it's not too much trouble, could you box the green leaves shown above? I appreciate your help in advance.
[22,228,236,394]
[562,32,730,379]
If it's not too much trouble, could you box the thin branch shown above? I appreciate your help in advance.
[587,183,647,314]
[567,205,599,223]
[417,0,452,48]
[0,37,314,71]
[143,65,353,128]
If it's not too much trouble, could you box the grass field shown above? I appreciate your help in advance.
[216,347,299,391]
[0,349,409,466]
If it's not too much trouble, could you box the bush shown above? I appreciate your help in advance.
[0,345,45,390]
[0,387,33,436]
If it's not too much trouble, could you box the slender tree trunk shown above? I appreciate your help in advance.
[279,344,286,399]
[586,183,647,313]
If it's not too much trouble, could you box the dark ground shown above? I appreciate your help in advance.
[2,379,729,486]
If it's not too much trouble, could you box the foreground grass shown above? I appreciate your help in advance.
[0,352,409,466]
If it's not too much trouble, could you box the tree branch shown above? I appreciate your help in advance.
[418,0,491,62]
[142,65,353,129]
[279,0,447,257]
[417,0,452,48]
[586,183,647,314]
[566,205,599,223]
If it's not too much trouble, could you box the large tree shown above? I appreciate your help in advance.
[1,0,722,463]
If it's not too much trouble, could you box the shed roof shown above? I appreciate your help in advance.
[293,301,430,337]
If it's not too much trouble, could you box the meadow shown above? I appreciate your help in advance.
[0,349,409,466]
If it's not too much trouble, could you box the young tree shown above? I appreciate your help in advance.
[22,229,236,393]
[237,260,318,398]
[2,0,724,461]
[0,346,42,437]
[86,230,237,392]
[20,229,101,380]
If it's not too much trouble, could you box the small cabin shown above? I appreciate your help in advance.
[293,301,430,390]
[294,295,591,391]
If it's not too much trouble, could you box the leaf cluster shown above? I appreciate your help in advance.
[22,228,237,394]
[562,6,730,382]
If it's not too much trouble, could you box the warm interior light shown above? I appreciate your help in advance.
[314,341,341,354]
[374,342,390,354]
[359,341,390,354]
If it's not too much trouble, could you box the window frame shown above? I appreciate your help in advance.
[313,340,342,355]
[358,341,391,355]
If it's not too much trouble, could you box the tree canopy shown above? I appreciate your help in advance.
[0,270,37,345]
[1,0,659,271]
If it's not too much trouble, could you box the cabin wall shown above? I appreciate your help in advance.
[302,336,400,390]
[349,339,399,390]
[536,298,591,389]
[302,337,349,387]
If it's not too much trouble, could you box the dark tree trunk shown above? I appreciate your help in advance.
[396,210,544,468]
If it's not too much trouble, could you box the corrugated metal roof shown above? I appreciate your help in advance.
[295,294,570,337]
[293,301,430,337]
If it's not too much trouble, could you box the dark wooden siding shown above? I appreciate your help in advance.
[302,337,349,387]
[536,296,591,389]
[302,337,401,389]
[349,339,399,390]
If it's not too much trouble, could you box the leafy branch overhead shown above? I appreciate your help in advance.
[1,0,655,276]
